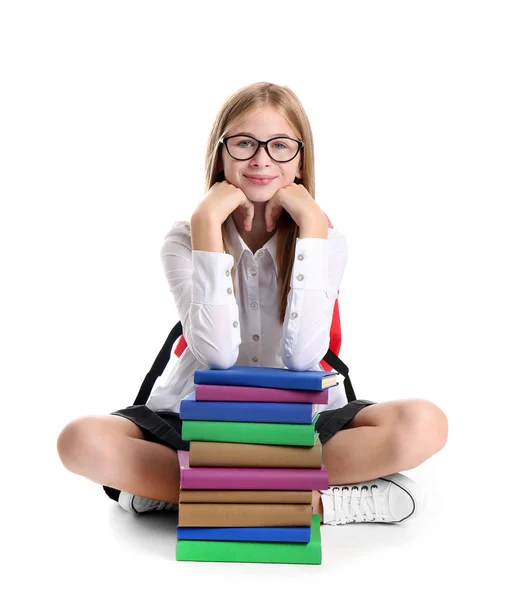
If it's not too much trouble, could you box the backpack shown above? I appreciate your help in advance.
[133,214,357,406]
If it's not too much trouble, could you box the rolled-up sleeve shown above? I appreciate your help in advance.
[160,222,240,369]
[280,228,348,371]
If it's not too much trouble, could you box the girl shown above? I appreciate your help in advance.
[57,82,448,525]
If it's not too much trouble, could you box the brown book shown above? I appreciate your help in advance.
[178,503,312,527]
[188,437,322,468]
[178,489,313,504]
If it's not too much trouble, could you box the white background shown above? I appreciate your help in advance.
[1,1,509,598]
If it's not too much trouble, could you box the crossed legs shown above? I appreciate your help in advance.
[57,398,448,521]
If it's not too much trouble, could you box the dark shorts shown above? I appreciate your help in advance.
[103,399,376,502]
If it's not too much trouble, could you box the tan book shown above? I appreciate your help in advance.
[178,489,313,504]
[189,437,322,468]
[178,503,312,527]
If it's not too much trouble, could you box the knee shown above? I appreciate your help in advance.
[388,399,449,464]
[56,417,99,473]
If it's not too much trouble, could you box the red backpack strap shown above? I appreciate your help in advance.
[320,212,341,371]
[320,296,341,371]
[174,333,188,358]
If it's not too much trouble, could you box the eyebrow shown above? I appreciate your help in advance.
[234,131,294,138]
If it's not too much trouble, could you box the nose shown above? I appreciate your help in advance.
[250,143,272,164]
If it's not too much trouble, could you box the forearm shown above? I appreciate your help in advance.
[298,210,329,239]
[191,213,224,252]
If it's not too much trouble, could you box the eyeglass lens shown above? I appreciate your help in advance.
[226,136,299,161]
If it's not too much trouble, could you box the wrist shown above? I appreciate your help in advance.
[191,210,222,229]
[297,210,328,239]
[298,222,328,239]
[191,212,224,252]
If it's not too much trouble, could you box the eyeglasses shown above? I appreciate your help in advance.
[219,134,304,163]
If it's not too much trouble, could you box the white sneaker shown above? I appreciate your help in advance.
[320,473,421,525]
[118,491,179,514]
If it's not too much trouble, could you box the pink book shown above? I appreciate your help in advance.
[177,451,329,490]
[194,384,329,404]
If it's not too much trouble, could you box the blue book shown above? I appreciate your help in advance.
[179,392,318,424]
[194,365,339,391]
[177,524,311,543]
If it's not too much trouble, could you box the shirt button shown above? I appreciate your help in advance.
[291,312,298,319]
[252,334,260,341]
[250,269,257,277]
[297,254,304,261]
[227,287,233,294]
[225,269,230,277]
[252,356,259,363]
[257,251,264,257]
[251,302,258,310]
[233,321,239,328]
[296,274,304,281]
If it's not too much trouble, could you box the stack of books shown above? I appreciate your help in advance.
[175,365,339,565]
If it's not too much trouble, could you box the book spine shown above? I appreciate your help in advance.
[195,384,329,404]
[177,525,311,543]
[193,370,324,391]
[181,419,319,447]
[180,465,328,490]
[180,400,314,424]
[178,489,313,504]
[189,440,322,468]
[178,503,312,527]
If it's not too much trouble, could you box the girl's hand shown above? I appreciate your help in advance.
[264,183,328,236]
[192,181,255,231]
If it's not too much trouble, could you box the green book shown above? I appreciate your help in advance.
[181,414,320,447]
[176,514,321,564]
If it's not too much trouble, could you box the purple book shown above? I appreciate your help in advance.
[177,451,329,490]
[195,384,329,404]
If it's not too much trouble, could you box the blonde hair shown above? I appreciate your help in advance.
[204,82,316,325]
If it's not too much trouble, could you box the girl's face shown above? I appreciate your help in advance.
[220,106,303,203]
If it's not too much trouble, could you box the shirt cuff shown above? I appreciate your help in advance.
[191,250,235,305]
[290,237,329,290]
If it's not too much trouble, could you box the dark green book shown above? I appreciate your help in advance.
[181,413,320,447]
[176,513,321,564]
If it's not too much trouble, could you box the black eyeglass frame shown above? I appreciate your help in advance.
[219,134,304,163]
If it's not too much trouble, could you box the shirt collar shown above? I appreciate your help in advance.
[225,214,279,277]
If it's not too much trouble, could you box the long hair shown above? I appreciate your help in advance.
[204,82,316,324]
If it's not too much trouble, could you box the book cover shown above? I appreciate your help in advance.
[176,513,322,564]
[180,392,319,424]
[177,503,313,527]
[188,438,322,468]
[194,365,338,391]
[181,414,320,447]
[178,489,313,504]
[177,450,329,490]
[195,383,329,404]
[177,524,312,543]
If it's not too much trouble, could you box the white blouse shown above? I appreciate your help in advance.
[146,214,349,414]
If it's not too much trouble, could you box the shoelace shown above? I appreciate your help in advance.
[331,484,383,524]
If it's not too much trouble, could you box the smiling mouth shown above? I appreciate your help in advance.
[244,175,276,185]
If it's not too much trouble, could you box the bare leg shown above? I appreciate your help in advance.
[319,398,448,485]
[57,415,181,504]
